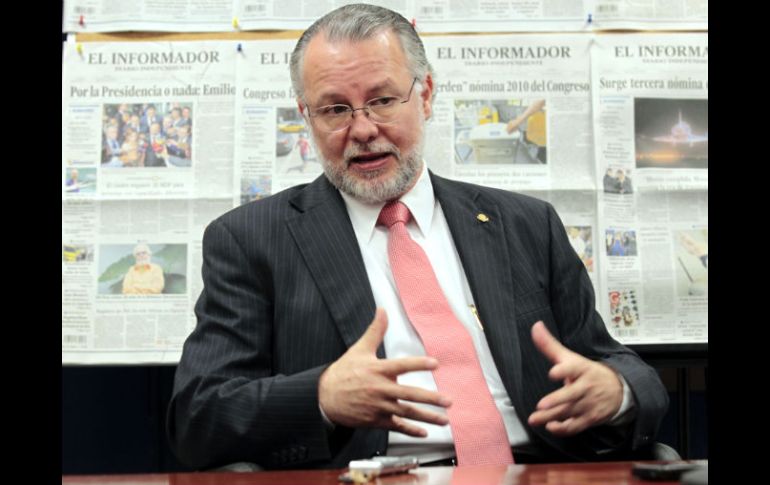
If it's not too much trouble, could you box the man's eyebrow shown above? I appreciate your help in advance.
[313,81,398,106]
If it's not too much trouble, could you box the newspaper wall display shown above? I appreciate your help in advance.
[62,39,239,363]
[63,0,706,34]
[63,33,708,364]
[591,33,708,343]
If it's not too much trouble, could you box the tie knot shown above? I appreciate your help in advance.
[377,201,411,228]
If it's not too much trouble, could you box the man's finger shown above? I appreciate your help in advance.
[386,415,428,438]
[379,356,440,377]
[548,361,585,382]
[531,321,571,364]
[383,382,452,408]
[383,401,450,427]
[545,415,591,436]
[535,381,586,411]
[355,308,389,352]
[528,402,573,427]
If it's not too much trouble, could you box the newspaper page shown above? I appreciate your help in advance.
[421,34,594,192]
[233,38,320,205]
[590,0,707,31]
[235,0,586,32]
[591,33,707,344]
[63,0,233,33]
[62,37,237,200]
[62,39,238,363]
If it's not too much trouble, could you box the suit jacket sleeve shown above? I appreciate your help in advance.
[167,217,334,470]
[542,202,669,454]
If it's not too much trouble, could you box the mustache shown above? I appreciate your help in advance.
[344,142,401,164]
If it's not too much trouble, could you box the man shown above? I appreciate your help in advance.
[181,106,192,127]
[140,105,161,134]
[166,124,192,167]
[122,243,164,295]
[125,113,142,138]
[505,99,547,163]
[616,169,633,194]
[168,4,668,471]
[101,124,123,167]
[65,168,80,193]
[144,122,167,167]
[603,168,616,193]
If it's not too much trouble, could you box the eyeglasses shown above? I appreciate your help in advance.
[306,78,418,133]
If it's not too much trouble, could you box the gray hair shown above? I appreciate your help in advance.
[133,243,151,256]
[289,4,434,102]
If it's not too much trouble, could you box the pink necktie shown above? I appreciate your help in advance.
[378,201,513,466]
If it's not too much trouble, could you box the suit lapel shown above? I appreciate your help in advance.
[285,176,381,356]
[431,172,524,403]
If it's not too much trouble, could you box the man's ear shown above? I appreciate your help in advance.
[420,74,434,120]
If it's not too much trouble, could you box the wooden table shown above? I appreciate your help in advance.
[63,461,702,485]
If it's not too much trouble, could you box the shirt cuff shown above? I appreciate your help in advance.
[319,404,336,430]
[607,373,637,426]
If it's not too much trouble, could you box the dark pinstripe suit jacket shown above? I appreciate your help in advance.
[168,172,668,470]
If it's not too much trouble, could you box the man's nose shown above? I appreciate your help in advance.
[348,108,379,143]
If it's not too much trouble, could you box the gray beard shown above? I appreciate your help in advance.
[314,133,425,205]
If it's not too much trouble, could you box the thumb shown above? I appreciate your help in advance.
[355,307,388,353]
[531,320,570,364]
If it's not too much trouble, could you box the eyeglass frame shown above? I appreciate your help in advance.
[304,77,419,133]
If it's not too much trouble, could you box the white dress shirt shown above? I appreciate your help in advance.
[337,164,634,462]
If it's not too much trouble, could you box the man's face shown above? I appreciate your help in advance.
[134,249,150,264]
[298,30,433,204]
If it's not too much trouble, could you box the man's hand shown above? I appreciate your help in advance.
[677,232,707,258]
[318,308,452,437]
[527,321,623,436]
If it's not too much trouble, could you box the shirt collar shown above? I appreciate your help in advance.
[340,163,435,244]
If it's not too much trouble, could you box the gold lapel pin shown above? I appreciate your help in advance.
[477,213,490,223]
